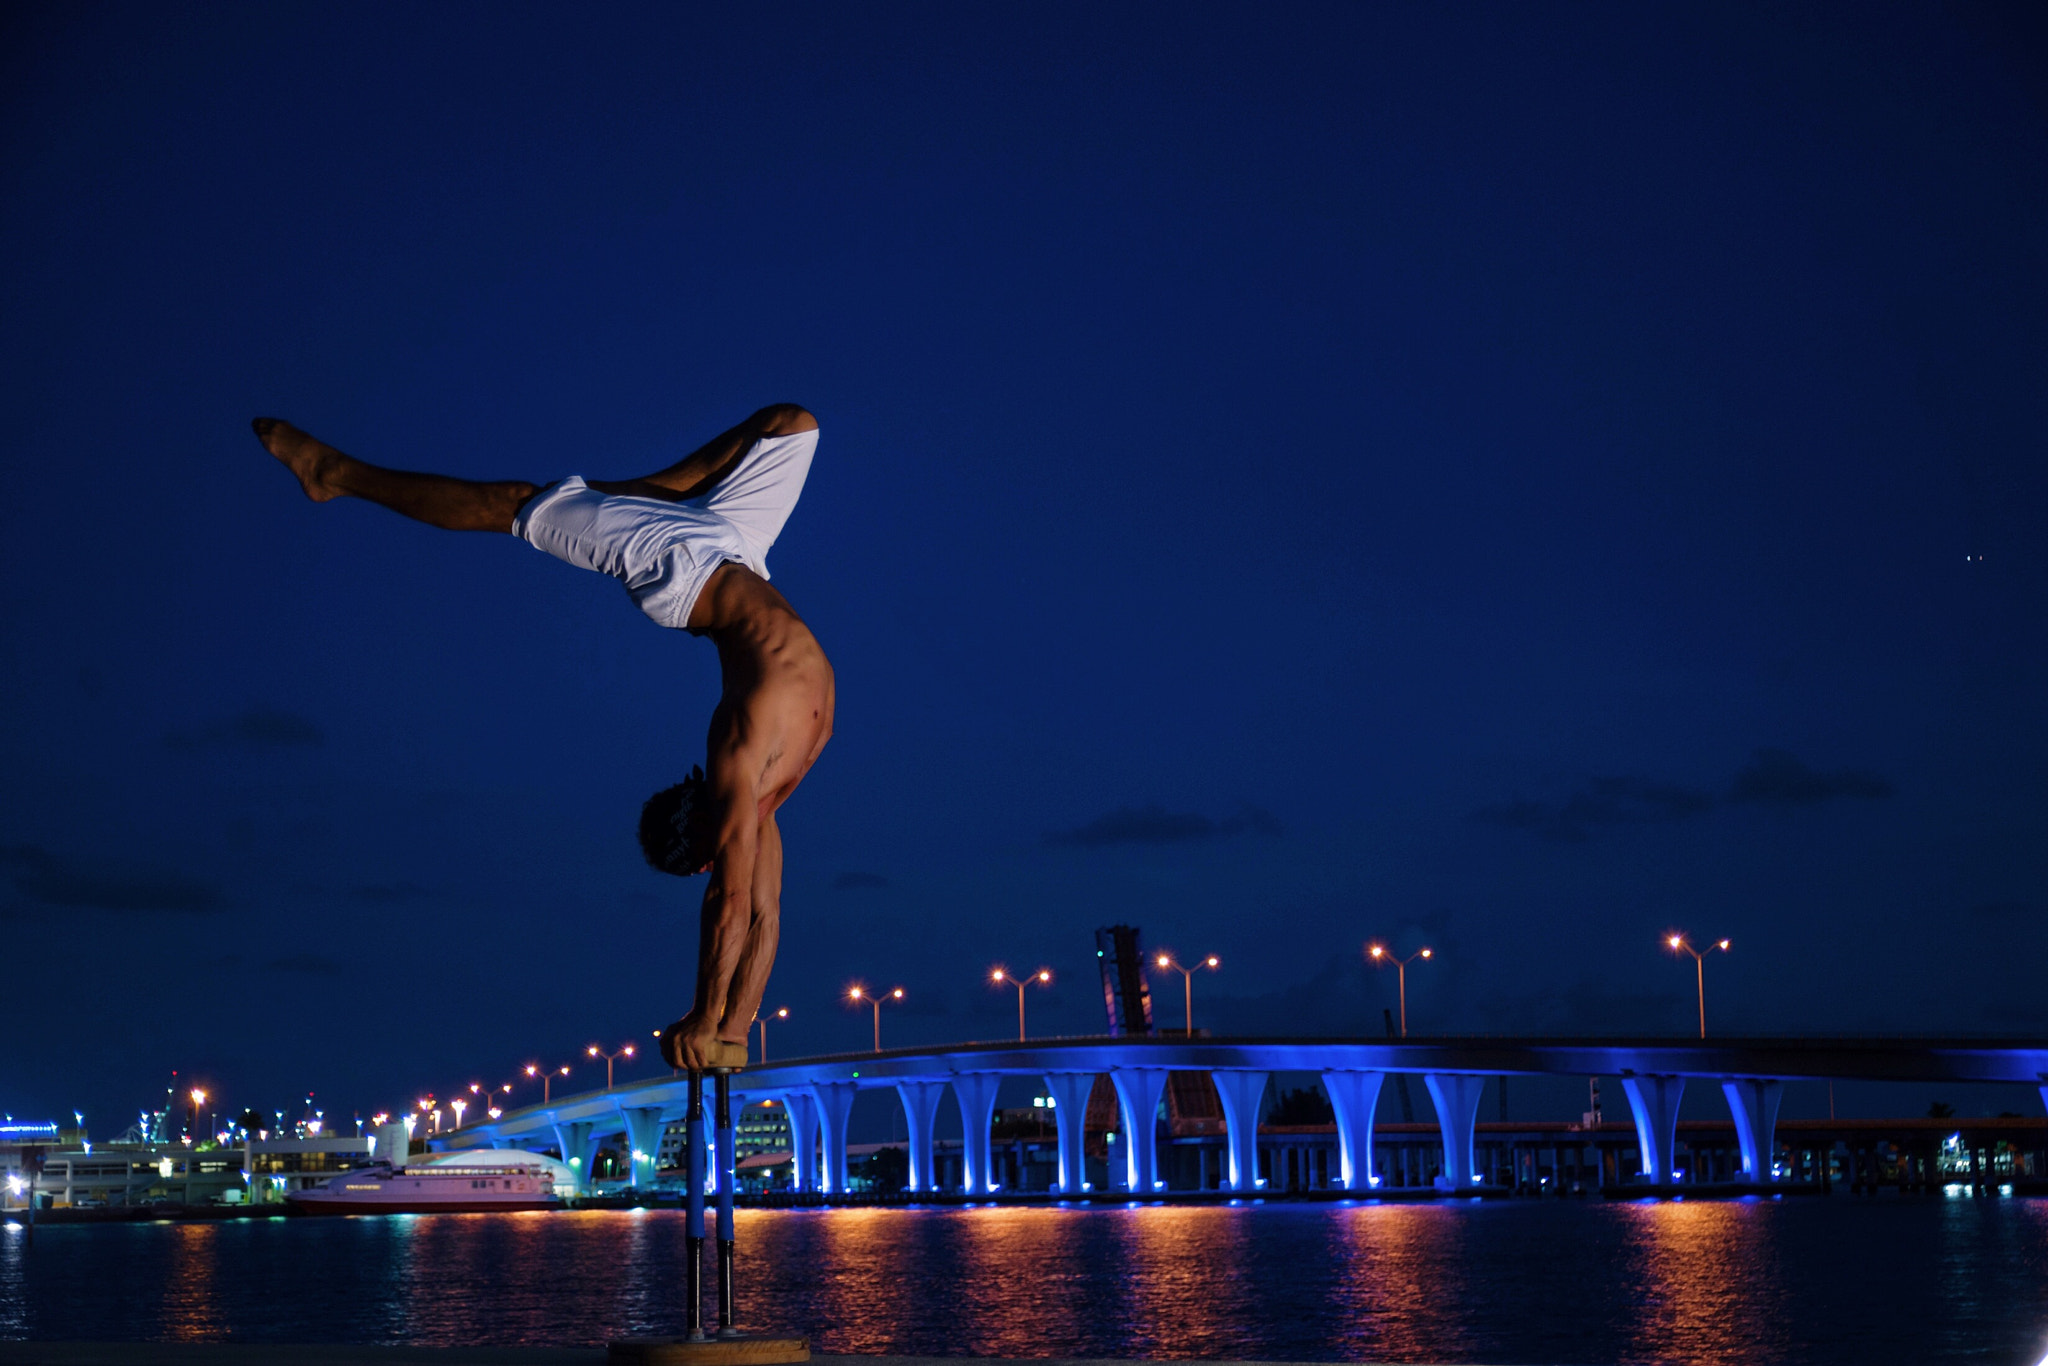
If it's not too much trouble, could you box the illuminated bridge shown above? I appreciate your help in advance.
[434,1035,2048,1197]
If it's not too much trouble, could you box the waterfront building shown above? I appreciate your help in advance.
[656,1099,791,1175]
[7,1133,379,1208]
[244,1136,379,1203]
[1093,924,1154,1035]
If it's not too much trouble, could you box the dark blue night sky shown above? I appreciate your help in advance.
[3,4,2044,1132]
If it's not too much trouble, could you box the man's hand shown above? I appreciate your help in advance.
[660,1011,721,1072]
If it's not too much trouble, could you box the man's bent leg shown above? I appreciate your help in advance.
[253,418,537,533]
[587,405,816,504]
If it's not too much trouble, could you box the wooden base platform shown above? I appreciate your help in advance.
[606,1338,807,1366]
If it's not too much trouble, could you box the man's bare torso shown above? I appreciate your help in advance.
[688,563,835,824]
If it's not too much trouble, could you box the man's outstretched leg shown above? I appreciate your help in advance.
[253,418,536,532]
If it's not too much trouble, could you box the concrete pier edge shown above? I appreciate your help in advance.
[0,1351,1511,1366]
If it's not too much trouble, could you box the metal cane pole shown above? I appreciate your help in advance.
[715,1070,739,1338]
[685,1069,707,1342]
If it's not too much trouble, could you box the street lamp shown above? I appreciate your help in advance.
[189,1089,207,1145]
[990,967,1052,1042]
[449,1099,467,1128]
[523,1064,573,1104]
[756,1007,789,1063]
[587,1042,637,1090]
[847,985,904,1053]
[1367,943,1433,1037]
[471,1082,513,1121]
[1151,953,1219,1035]
[1666,934,1730,1038]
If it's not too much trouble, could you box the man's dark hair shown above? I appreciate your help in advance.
[638,765,714,876]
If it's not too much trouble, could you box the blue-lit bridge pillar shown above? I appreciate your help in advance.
[1323,1070,1386,1190]
[896,1081,947,1193]
[808,1081,859,1195]
[1111,1068,1169,1193]
[1423,1074,1487,1189]
[952,1073,1002,1194]
[550,1118,601,1197]
[781,1090,820,1193]
[1621,1074,1686,1185]
[617,1104,668,1191]
[1212,1070,1270,1192]
[1043,1072,1096,1193]
[1721,1078,1784,1183]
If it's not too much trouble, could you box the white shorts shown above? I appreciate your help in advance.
[511,427,817,629]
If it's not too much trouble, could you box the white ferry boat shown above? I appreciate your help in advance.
[289,1155,561,1215]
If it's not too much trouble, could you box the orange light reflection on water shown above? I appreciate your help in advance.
[1326,1201,1477,1363]
[159,1222,223,1341]
[806,1203,1263,1356]
[1617,1200,1791,1366]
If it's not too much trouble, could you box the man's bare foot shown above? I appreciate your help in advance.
[252,417,348,502]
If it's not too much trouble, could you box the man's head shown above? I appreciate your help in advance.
[638,766,715,876]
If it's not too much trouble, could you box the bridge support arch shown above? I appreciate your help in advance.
[895,1081,948,1193]
[1043,1072,1096,1193]
[780,1090,820,1193]
[1423,1073,1487,1189]
[1323,1070,1386,1190]
[550,1118,601,1197]
[617,1104,668,1191]
[1621,1074,1686,1184]
[1110,1068,1169,1193]
[952,1073,1003,1194]
[1212,1070,1270,1192]
[807,1081,859,1195]
[1721,1078,1784,1183]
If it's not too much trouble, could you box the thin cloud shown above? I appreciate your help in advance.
[266,953,343,976]
[832,871,889,890]
[167,707,324,751]
[1728,749,1891,804]
[1472,776,1713,844]
[1045,803,1283,848]
[1,844,223,914]
[348,882,435,903]
[1965,901,2032,922]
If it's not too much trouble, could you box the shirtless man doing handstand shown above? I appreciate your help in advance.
[254,407,834,1073]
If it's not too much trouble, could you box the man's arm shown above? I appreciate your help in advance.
[592,404,816,503]
[673,781,760,1071]
[718,812,783,1039]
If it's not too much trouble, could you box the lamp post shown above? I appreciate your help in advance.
[1666,934,1730,1038]
[524,1063,572,1104]
[756,1007,789,1063]
[471,1082,513,1121]
[449,1099,467,1129]
[188,1089,206,1145]
[847,985,904,1053]
[990,968,1052,1042]
[416,1096,438,1136]
[1367,943,1433,1037]
[1151,953,1219,1035]
[587,1043,637,1090]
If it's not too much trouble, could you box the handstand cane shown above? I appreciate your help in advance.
[609,1050,807,1366]
[685,1068,708,1343]
[714,1068,739,1338]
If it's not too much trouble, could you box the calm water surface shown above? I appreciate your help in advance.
[4,1199,2047,1365]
